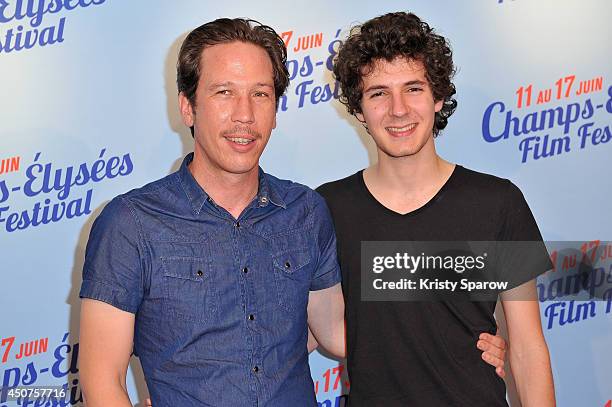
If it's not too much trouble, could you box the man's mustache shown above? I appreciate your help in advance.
[221,127,262,138]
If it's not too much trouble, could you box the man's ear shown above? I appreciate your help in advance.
[355,111,365,124]
[434,99,444,113]
[178,92,195,127]
[354,111,370,133]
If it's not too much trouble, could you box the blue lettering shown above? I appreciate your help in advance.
[0,181,8,203]
[90,148,107,182]
[604,288,612,313]
[481,101,510,142]
[581,98,594,119]
[117,153,133,176]
[299,55,313,78]
[295,80,314,108]
[21,362,37,385]
[326,29,342,72]
[52,332,70,378]
[1,366,20,403]
[0,0,16,24]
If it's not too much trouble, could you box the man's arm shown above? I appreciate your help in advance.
[501,279,555,407]
[79,299,135,407]
[307,283,345,358]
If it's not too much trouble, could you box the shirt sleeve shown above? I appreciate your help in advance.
[79,196,145,313]
[496,181,553,289]
[309,190,342,291]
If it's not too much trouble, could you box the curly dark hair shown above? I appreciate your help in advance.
[333,12,457,136]
[177,18,290,136]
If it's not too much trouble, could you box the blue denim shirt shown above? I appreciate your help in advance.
[79,153,341,406]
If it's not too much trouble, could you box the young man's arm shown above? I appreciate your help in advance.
[501,279,556,407]
[79,299,135,407]
[307,283,346,358]
[307,327,319,353]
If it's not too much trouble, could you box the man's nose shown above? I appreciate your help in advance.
[390,92,409,117]
[232,95,255,123]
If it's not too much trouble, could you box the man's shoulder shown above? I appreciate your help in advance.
[448,166,531,220]
[120,171,180,203]
[97,171,181,224]
[264,172,317,206]
[452,165,517,197]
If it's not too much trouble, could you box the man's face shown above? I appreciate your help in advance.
[356,57,443,159]
[179,41,277,175]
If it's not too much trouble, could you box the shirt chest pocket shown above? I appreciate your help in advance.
[272,248,312,313]
[161,257,217,323]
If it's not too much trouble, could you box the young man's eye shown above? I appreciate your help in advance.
[369,91,384,98]
[254,91,270,98]
[408,87,423,93]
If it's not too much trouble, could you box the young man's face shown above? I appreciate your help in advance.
[179,41,277,175]
[356,57,443,159]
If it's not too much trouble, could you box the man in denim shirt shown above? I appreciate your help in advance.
[78,19,344,406]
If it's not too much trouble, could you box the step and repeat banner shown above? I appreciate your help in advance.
[1,0,610,406]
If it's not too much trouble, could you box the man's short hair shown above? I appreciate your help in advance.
[333,12,457,136]
[177,18,290,128]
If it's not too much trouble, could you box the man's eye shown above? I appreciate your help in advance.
[217,90,230,95]
[369,91,384,98]
[408,87,423,93]
[254,91,270,97]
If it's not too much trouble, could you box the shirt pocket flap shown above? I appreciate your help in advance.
[161,257,209,282]
[273,249,311,274]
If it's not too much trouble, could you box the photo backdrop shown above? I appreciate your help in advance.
[1,1,610,406]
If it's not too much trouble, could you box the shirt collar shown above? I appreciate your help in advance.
[256,167,287,209]
[178,153,286,215]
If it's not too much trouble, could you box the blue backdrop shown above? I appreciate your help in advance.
[1,1,610,406]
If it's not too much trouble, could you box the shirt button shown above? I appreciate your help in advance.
[248,314,255,321]
[260,196,268,204]
[242,267,249,274]
[197,270,203,277]
[252,366,259,373]
[284,261,291,269]
[235,221,241,228]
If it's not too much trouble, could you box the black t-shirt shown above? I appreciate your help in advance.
[316,165,551,407]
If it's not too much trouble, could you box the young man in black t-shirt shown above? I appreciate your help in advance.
[312,12,555,407]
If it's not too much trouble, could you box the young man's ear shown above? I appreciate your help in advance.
[434,99,444,113]
[355,111,365,123]
[354,111,370,133]
[178,92,195,127]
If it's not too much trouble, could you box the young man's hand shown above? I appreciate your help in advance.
[478,332,507,378]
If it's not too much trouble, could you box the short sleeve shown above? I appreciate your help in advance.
[496,181,553,288]
[309,191,342,291]
[79,196,145,313]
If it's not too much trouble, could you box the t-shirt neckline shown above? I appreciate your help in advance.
[358,165,461,217]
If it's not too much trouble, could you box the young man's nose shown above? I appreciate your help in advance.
[390,92,409,117]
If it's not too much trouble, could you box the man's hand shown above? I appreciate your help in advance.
[145,398,152,407]
[477,332,507,378]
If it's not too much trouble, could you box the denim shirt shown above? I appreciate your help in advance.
[79,153,341,406]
